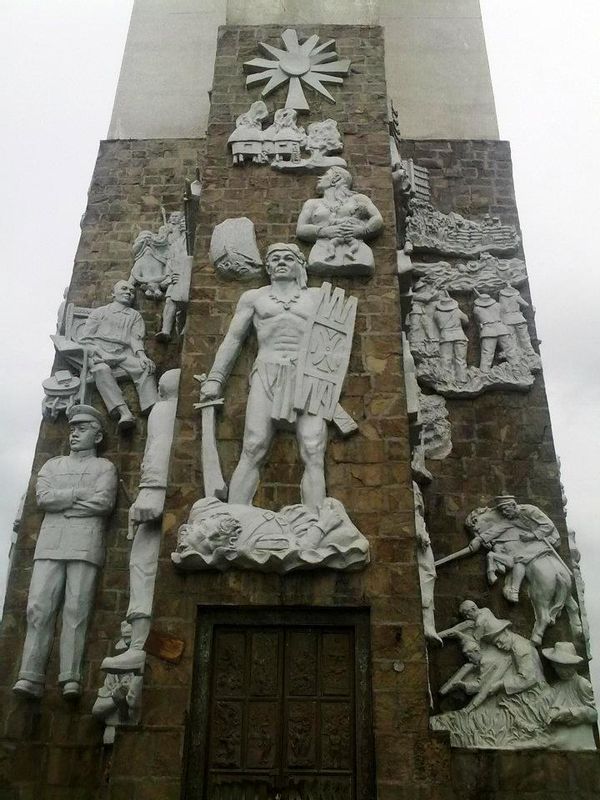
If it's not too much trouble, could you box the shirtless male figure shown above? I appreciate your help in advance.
[199,243,328,510]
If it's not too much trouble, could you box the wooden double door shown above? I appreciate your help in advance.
[185,608,373,800]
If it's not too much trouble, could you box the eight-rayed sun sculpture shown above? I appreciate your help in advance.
[243,28,351,112]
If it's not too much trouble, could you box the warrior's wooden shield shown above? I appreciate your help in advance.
[294,282,357,420]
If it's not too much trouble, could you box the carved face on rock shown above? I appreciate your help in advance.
[267,249,301,278]
[168,211,186,231]
[462,638,482,666]
[112,280,135,306]
[551,662,578,681]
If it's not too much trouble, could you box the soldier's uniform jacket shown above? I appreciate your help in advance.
[499,293,527,325]
[473,302,510,338]
[478,504,561,565]
[433,307,468,343]
[34,453,118,566]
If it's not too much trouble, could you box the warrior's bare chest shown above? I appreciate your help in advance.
[253,293,316,323]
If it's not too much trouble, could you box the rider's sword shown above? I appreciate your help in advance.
[434,545,473,568]
[193,374,228,500]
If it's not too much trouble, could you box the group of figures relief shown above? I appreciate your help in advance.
[407,277,541,397]
[12,27,597,760]
[393,137,541,398]
[14,178,201,718]
[228,102,347,174]
[210,168,383,280]
[15,102,383,725]
[431,602,596,750]
[413,474,595,751]
[43,182,200,429]
[394,135,596,751]
[174,242,370,573]
[183,96,391,570]
[14,30,372,739]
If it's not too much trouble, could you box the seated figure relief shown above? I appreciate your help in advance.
[228,103,347,174]
[51,280,158,431]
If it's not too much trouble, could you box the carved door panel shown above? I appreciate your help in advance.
[188,608,372,800]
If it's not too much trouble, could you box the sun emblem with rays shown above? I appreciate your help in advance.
[243,29,351,113]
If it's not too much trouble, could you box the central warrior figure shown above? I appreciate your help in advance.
[199,243,329,510]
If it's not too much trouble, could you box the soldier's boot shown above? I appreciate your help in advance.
[101,648,146,673]
[116,404,136,431]
[13,678,44,700]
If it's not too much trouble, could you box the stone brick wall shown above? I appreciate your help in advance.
[400,139,600,797]
[110,24,428,800]
[0,138,205,798]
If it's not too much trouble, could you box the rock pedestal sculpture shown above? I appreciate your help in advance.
[209,217,263,281]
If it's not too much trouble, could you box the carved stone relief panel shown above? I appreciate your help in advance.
[92,622,143,744]
[403,332,452,484]
[243,29,351,113]
[228,101,270,165]
[413,483,440,643]
[419,393,452,461]
[228,105,346,174]
[42,289,82,421]
[568,529,593,660]
[412,253,528,294]
[434,495,582,646]
[394,150,540,398]
[42,194,196,423]
[405,284,541,398]
[272,118,347,174]
[431,602,596,750]
[405,199,520,259]
[128,209,195,343]
[296,168,384,277]
[50,280,158,431]
[171,244,369,573]
[99,369,180,682]
[209,217,263,280]
[13,405,118,701]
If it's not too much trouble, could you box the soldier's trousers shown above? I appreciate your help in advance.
[126,521,161,622]
[18,559,98,684]
[479,334,515,372]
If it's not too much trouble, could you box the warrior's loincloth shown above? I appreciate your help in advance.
[251,355,299,424]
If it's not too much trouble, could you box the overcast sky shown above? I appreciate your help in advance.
[1,1,599,686]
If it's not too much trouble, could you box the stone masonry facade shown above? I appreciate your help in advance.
[0,23,598,800]
[0,138,206,798]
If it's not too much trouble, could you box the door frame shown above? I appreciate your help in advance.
[183,605,375,800]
